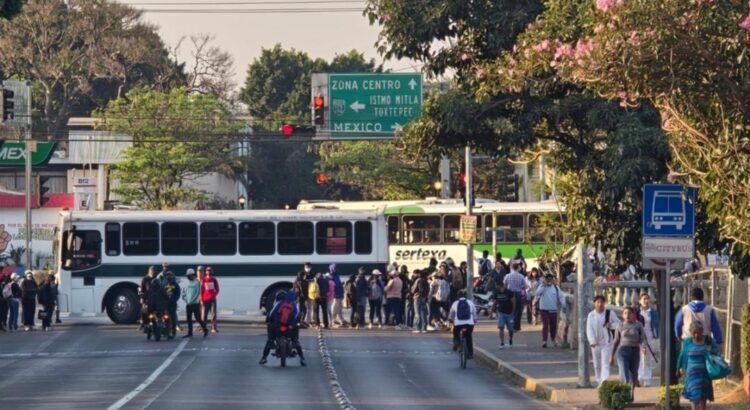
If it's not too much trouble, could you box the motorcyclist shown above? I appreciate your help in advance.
[147,270,169,334]
[259,290,306,367]
[163,270,181,340]
[139,266,156,331]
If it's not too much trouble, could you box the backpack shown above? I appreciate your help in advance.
[451,270,464,290]
[478,259,491,277]
[369,280,383,300]
[308,280,319,300]
[604,309,616,341]
[456,299,471,320]
[436,279,450,302]
[276,301,294,326]
[2,283,11,300]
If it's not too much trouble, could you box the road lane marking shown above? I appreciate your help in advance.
[106,339,188,410]
[138,354,197,410]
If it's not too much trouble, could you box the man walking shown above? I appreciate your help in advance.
[182,269,207,338]
[201,266,220,333]
[492,280,516,349]
[674,287,724,346]
[293,271,309,328]
[20,270,37,331]
[586,295,619,387]
[503,262,527,332]
[384,270,403,328]
[534,273,566,348]
[412,270,429,333]
[5,273,21,332]
[330,264,347,327]
[315,272,330,329]
[354,268,369,329]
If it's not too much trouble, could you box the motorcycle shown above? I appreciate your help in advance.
[272,324,297,367]
[472,278,494,318]
[144,310,171,342]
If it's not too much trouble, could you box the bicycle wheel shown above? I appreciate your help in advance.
[460,334,467,369]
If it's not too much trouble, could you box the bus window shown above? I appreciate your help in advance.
[527,214,547,243]
[200,222,237,255]
[387,216,400,244]
[62,229,102,270]
[123,222,159,256]
[354,221,372,254]
[161,222,198,256]
[316,222,352,255]
[443,215,460,243]
[402,215,441,244]
[239,222,275,255]
[105,223,121,256]
[278,221,314,255]
[499,215,524,242]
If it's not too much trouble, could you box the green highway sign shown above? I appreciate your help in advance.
[327,73,422,138]
[0,141,56,166]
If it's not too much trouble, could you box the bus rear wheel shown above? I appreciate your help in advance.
[106,287,139,324]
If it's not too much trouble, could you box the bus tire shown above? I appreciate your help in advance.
[106,287,139,324]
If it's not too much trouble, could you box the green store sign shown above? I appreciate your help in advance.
[0,141,56,166]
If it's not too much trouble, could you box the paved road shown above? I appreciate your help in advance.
[0,322,556,409]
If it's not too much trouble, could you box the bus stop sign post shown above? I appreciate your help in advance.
[465,145,474,298]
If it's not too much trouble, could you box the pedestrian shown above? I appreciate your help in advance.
[534,273,566,348]
[422,257,438,278]
[20,270,38,331]
[368,270,384,329]
[449,258,465,304]
[525,268,541,325]
[586,295,619,387]
[675,287,723,346]
[354,268,369,328]
[449,290,476,358]
[325,273,336,325]
[503,262,527,332]
[315,272,330,329]
[477,250,493,277]
[398,265,410,326]
[611,306,646,403]
[486,260,507,291]
[492,280,516,349]
[344,274,357,326]
[5,273,21,332]
[51,273,62,324]
[0,275,9,332]
[384,270,403,328]
[139,266,156,330]
[293,271,309,328]
[510,248,527,274]
[677,321,720,410]
[302,263,315,325]
[182,269,207,338]
[37,274,55,331]
[329,264,347,327]
[201,266,220,333]
[164,269,180,339]
[637,292,659,387]
[405,268,417,328]
[411,270,429,333]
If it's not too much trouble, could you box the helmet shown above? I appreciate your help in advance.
[276,291,287,302]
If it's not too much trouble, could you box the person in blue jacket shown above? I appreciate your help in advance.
[675,288,723,346]
[260,290,305,366]
[329,264,347,327]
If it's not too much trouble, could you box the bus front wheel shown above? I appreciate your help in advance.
[106,287,139,324]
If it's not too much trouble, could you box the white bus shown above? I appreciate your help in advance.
[54,209,388,323]
[299,198,567,270]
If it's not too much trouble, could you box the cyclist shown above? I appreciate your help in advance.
[448,289,477,358]
[260,290,306,367]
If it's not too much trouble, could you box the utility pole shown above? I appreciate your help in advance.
[24,129,32,268]
[439,155,451,199]
[465,145,474,297]
[577,243,592,387]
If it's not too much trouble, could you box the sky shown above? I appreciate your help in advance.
[117,0,421,90]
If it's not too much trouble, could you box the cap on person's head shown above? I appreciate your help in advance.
[372,269,382,276]
[197,265,205,271]
[186,268,196,276]
[25,270,33,276]
[357,267,365,275]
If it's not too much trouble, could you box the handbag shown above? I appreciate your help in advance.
[37,309,48,320]
[706,351,731,380]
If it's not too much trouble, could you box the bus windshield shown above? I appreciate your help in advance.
[62,229,102,271]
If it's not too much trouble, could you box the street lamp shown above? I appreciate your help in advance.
[238,195,246,209]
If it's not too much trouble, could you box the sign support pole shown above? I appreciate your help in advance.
[663,260,671,410]
[465,145,474,298]
[577,243,591,387]
[24,128,32,268]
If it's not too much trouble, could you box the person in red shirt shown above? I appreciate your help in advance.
[201,266,220,333]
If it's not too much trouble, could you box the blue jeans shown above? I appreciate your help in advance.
[617,346,640,401]
[416,299,428,331]
[386,298,402,325]
[406,299,415,327]
[8,298,19,330]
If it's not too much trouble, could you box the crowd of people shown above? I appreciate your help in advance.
[0,270,61,332]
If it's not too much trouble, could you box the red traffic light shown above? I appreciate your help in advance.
[459,174,467,186]
[314,96,324,108]
[316,173,329,184]
[281,124,294,137]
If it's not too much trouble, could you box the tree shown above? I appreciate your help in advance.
[0,0,182,135]
[0,0,23,19]
[175,33,236,104]
[96,87,238,209]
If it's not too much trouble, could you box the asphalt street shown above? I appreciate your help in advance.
[0,321,556,410]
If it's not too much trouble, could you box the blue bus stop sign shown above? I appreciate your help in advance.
[643,184,696,237]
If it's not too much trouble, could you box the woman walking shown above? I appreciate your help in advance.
[611,307,646,402]
[525,268,541,325]
[637,292,659,386]
[677,321,719,410]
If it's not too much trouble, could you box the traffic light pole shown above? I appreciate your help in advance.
[24,129,32,268]
[465,145,474,298]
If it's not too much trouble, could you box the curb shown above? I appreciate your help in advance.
[317,329,357,410]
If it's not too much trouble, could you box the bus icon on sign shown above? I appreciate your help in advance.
[651,190,686,230]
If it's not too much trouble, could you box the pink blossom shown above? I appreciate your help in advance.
[554,44,574,59]
[512,44,517,54]
[382,14,392,23]
[475,67,486,79]
[460,53,470,61]
[508,58,517,67]
[594,23,606,33]
[596,0,624,12]
[740,15,750,30]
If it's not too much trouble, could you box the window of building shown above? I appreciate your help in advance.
[239,222,275,255]
[277,222,313,255]
[354,221,372,254]
[316,221,352,255]
[200,222,237,255]
[104,223,120,256]
[123,222,159,256]
[161,222,198,255]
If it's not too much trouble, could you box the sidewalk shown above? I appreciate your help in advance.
[469,319,665,409]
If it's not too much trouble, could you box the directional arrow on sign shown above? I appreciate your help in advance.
[350,101,366,112]
[390,123,402,131]
[408,79,417,90]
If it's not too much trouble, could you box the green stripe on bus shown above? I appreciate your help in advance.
[71,262,387,278]
[384,205,425,215]
[472,243,566,259]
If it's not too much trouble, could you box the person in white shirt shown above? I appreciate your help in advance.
[449,290,477,358]
[637,292,659,387]
[586,294,620,387]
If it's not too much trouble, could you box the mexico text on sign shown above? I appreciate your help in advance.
[328,73,422,138]
[642,237,695,259]
[0,141,56,166]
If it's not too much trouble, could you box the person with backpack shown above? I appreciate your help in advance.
[292,271,309,328]
[449,290,477,358]
[5,273,21,332]
[354,268,369,329]
[20,270,38,331]
[586,294,620,387]
[637,292,659,387]
[312,272,329,329]
[259,290,306,367]
[182,269,208,338]
[368,270,384,329]
[384,270,403,328]
[534,273,566,348]
[611,306,647,403]
[478,251,493,278]
[675,287,724,346]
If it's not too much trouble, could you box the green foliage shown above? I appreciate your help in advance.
[742,304,750,376]
[0,0,23,19]
[658,384,682,410]
[96,87,238,209]
[598,380,630,410]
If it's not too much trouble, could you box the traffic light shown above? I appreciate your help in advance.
[280,123,316,137]
[458,174,475,207]
[316,173,329,185]
[313,96,325,125]
[1,88,15,122]
[37,175,51,207]
[502,174,520,202]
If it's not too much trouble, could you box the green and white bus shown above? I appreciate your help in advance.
[54,209,388,323]
[298,198,566,271]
